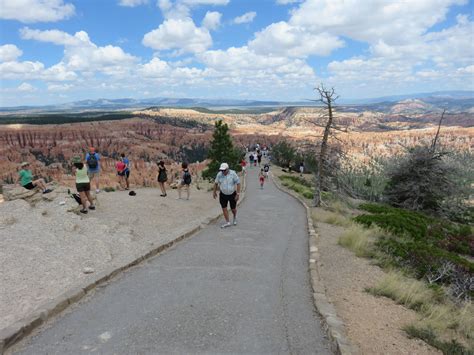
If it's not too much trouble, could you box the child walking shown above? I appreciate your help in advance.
[258,168,265,189]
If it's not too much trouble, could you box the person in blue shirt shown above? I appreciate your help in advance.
[213,163,241,228]
[121,153,130,190]
[85,147,101,193]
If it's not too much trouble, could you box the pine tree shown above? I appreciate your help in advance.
[202,120,241,180]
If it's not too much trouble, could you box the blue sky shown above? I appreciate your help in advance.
[0,0,473,106]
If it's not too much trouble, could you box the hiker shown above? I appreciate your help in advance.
[115,159,127,189]
[259,168,265,189]
[17,162,51,194]
[257,151,263,166]
[263,163,270,178]
[240,158,247,175]
[177,162,191,200]
[249,154,254,166]
[253,152,258,166]
[85,147,100,193]
[157,160,168,197]
[213,162,241,228]
[72,156,95,214]
[121,153,130,190]
[299,162,304,176]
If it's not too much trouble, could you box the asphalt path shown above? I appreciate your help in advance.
[16,164,331,354]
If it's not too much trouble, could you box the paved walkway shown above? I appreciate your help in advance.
[16,165,331,354]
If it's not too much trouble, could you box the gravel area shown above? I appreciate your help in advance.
[0,186,220,331]
[314,217,441,355]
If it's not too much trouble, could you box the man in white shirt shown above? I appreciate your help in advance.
[213,162,241,228]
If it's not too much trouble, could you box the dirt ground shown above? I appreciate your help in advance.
[0,184,221,331]
[314,216,441,355]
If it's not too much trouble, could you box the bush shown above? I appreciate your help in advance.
[354,203,474,301]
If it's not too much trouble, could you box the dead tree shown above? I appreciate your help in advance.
[312,84,340,207]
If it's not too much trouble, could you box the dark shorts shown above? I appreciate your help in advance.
[220,191,237,210]
[23,182,35,190]
[76,183,91,192]
[125,170,130,179]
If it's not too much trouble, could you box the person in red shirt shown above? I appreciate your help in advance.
[240,158,247,175]
[116,160,127,189]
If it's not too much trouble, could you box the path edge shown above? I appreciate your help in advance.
[271,173,356,355]
[0,179,247,354]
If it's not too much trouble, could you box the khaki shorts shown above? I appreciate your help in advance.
[88,171,100,179]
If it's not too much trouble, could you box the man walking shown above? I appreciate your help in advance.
[213,163,241,228]
[85,147,100,193]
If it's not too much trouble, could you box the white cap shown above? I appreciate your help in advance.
[219,162,229,171]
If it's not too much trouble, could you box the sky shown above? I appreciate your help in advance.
[0,0,473,106]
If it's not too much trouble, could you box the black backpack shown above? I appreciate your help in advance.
[183,170,192,185]
[87,153,98,169]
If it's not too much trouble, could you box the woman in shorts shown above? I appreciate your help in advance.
[157,160,168,197]
[177,162,191,200]
[18,162,51,193]
[116,159,127,189]
[72,156,95,214]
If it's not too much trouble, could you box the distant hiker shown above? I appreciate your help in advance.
[85,147,100,193]
[177,162,191,200]
[259,169,265,189]
[121,153,130,190]
[263,163,270,178]
[115,159,127,189]
[240,158,247,175]
[72,156,95,214]
[157,160,168,197]
[213,162,241,228]
[17,162,51,194]
[253,152,258,166]
[299,162,304,176]
[249,154,254,166]
[257,151,263,166]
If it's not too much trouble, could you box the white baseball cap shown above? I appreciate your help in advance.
[219,163,229,171]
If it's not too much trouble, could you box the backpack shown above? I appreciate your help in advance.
[264,165,269,172]
[87,153,98,169]
[183,170,192,185]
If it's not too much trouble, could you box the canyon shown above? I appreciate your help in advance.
[0,99,472,190]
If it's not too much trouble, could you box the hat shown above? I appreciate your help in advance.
[72,156,82,164]
[20,161,29,167]
[129,191,136,196]
[219,163,229,171]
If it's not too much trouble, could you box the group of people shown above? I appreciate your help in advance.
[16,146,274,229]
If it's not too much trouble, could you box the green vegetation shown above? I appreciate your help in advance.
[279,174,313,199]
[202,120,241,180]
[271,140,297,169]
[0,112,135,125]
[338,224,381,257]
[103,187,116,192]
[404,326,469,355]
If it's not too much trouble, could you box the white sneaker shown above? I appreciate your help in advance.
[95,189,100,193]
[221,222,231,228]
[233,219,237,226]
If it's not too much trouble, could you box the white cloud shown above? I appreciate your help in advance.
[233,11,256,24]
[181,0,229,5]
[289,0,467,45]
[143,18,212,54]
[249,21,344,57]
[0,0,75,23]
[118,0,148,6]
[18,82,37,92]
[47,83,73,91]
[0,60,44,80]
[202,11,221,30]
[0,44,23,62]
[21,28,138,75]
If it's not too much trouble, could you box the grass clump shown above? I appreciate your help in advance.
[368,271,474,353]
[312,209,352,227]
[367,271,440,310]
[103,186,116,192]
[338,224,380,257]
[280,175,314,200]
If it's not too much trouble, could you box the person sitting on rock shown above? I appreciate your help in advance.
[72,156,96,214]
[17,162,51,194]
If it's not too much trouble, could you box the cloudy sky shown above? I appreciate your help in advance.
[0,0,473,106]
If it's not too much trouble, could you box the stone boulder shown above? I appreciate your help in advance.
[2,185,39,201]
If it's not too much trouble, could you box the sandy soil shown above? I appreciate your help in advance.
[314,217,441,355]
[0,185,221,331]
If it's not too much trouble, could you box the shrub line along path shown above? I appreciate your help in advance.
[15,166,331,354]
